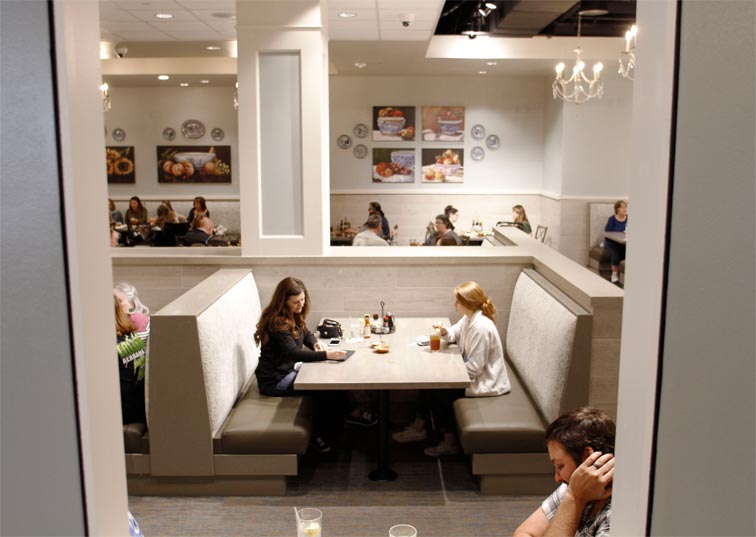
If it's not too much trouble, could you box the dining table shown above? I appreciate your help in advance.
[604,231,627,244]
[294,317,470,481]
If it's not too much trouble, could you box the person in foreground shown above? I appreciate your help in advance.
[352,214,389,246]
[604,200,628,283]
[424,214,462,245]
[392,281,511,456]
[514,407,615,537]
[254,277,347,452]
[115,296,147,425]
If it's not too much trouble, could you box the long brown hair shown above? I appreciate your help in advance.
[455,281,496,322]
[114,296,136,336]
[512,204,529,224]
[254,277,311,346]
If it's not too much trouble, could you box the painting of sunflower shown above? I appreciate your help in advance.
[106,146,135,184]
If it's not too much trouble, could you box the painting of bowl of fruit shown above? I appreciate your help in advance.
[422,106,465,141]
[157,145,232,183]
[373,106,416,141]
[421,148,464,183]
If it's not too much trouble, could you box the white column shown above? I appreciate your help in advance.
[237,0,329,255]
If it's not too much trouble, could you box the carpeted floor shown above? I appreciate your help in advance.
[129,426,544,537]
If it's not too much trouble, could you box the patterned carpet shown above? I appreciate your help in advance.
[129,427,544,537]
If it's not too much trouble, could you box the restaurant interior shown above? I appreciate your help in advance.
[1,1,753,537]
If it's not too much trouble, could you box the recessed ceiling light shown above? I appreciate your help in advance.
[485,2,497,9]
[180,83,189,87]
[200,80,210,84]
[338,12,357,18]
[486,61,497,66]
[154,12,174,19]
[211,12,235,19]
[158,75,170,80]
[354,62,367,69]
[478,70,487,75]
[205,45,221,51]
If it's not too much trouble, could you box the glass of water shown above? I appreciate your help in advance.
[389,524,417,537]
[295,507,322,537]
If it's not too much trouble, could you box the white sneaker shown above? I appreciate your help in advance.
[611,272,619,283]
[391,426,427,443]
[423,440,460,457]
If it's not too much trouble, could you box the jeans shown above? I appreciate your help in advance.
[260,370,298,397]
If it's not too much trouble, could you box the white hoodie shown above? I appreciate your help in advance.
[442,309,511,397]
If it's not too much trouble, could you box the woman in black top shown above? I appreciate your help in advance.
[254,277,346,451]
[187,196,210,223]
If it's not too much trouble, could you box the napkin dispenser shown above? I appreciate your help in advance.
[317,319,342,339]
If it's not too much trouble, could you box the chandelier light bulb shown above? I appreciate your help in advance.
[619,24,638,80]
[555,63,565,75]
[593,62,603,74]
[485,2,497,9]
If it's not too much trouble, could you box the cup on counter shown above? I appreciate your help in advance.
[429,331,441,352]
[295,508,322,537]
[389,524,417,537]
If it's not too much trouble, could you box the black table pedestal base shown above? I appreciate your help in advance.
[369,389,398,481]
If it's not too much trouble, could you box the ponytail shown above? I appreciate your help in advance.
[481,297,496,322]
[455,281,496,323]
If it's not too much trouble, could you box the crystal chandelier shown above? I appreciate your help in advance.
[100,82,112,112]
[618,24,637,80]
[552,15,604,104]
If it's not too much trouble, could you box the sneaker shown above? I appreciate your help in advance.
[610,272,619,283]
[391,426,428,443]
[345,410,378,427]
[309,436,331,453]
[423,440,460,457]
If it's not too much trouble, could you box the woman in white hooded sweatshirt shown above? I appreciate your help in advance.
[392,281,511,456]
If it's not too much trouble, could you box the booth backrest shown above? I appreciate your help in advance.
[505,269,592,424]
[147,268,260,476]
[589,203,615,248]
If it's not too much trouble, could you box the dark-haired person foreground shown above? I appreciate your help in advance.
[514,407,615,537]
[424,214,462,245]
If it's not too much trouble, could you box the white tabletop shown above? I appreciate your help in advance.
[294,317,471,391]
[604,231,627,244]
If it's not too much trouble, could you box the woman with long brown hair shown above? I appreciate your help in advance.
[254,277,346,451]
[512,204,532,235]
[392,281,510,456]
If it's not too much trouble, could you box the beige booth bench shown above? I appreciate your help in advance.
[454,269,592,495]
[124,268,314,496]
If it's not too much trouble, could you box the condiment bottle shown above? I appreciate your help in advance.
[363,314,371,338]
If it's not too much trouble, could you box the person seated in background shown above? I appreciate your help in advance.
[151,203,178,230]
[352,214,389,246]
[149,204,181,246]
[392,282,510,456]
[187,196,210,223]
[114,295,146,425]
[182,214,215,246]
[512,204,532,235]
[109,198,124,224]
[368,201,391,241]
[513,407,615,537]
[444,205,459,229]
[114,282,150,337]
[604,200,628,283]
[424,214,462,245]
[436,235,458,246]
[124,196,148,229]
[110,223,121,247]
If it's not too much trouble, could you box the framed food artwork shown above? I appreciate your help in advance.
[106,146,135,184]
[157,145,231,183]
[421,148,464,183]
[372,106,415,141]
[422,106,465,142]
[372,148,415,183]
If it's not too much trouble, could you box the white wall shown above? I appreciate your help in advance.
[542,81,564,197]
[329,75,546,193]
[105,86,239,198]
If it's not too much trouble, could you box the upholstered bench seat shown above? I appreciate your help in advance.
[589,245,611,280]
[215,383,314,455]
[454,371,546,454]
[123,422,147,453]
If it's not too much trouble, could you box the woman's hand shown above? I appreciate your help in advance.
[326,350,347,361]
[313,342,325,351]
[432,322,448,336]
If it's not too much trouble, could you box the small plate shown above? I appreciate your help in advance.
[162,127,176,141]
[373,346,390,354]
[471,146,485,161]
[416,335,430,346]
[353,123,368,138]
[471,124,485,140]
[210,127,224,141]
[337,134,352,149]
[182,119,205,139]
[112,128,126,142]
[486,134,500,150]
[353,144,368,159]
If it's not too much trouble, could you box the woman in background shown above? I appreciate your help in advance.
[254,277,347,452]
[124,196,148,228]
[187,196,210,223]
[512,205,532,235]
[444,205,459,229]
[115,296,146,424]
[109,198,124,224]
[152,203,178,230]
[392,281,510,456]
[605,200,628,283]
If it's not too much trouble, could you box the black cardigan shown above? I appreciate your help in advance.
[254,327,326,391]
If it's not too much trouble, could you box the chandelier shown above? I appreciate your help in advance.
[100,82,111,112]
[618,24,637,80]
[552,15,604,104]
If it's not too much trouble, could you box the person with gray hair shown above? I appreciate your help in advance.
[352,214,389,246]
[114,282,150,341]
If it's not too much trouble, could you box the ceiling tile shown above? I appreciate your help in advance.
[327,0,376,8]
[106,0,182,8]
[379,29,432,41]
[126,8,199,23]
[99,2,141,22]
[329,28,380,40]
[175,0,235,9]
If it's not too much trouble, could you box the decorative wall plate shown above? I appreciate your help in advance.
[337,134,352,149]
[181,119,205,139]
[471,146,485,161]
[486,134,500,150]
[353,123,368,138]
[162,127,176,141]
[211,127,225,141]
[112,128,126,142]
[353,144,368,159]
[471,124,485,140]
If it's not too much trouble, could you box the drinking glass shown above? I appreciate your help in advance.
[389,524,417,537]
[295,507,322,537]
[429,332,441,352]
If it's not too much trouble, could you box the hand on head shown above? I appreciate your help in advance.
[568,451,614,504]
